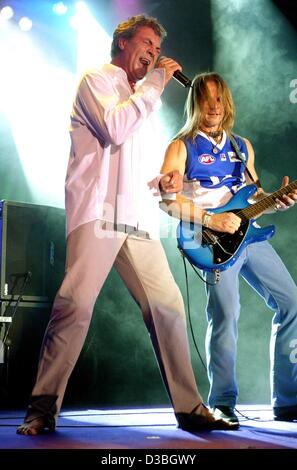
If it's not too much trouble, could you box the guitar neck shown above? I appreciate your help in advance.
[241,180,297,220]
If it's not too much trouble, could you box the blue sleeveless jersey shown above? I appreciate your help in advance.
[184,132,248,196]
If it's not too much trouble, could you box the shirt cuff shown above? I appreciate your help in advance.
[160,193,177,201]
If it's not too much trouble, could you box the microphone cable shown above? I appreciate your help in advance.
[1,271,32,385]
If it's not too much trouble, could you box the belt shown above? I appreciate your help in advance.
[100,222,150,239]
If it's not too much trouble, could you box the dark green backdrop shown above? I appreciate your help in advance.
[0,0,296,408]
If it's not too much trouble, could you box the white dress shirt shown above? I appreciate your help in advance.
[65,63,166,238]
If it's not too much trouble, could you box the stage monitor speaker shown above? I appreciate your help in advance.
[0,200,66,302]
[0,301,51,406]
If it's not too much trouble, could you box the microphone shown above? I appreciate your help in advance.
[173,70,192,88]
[157,57,192,88]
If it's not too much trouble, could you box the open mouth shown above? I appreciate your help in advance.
[139,58,151,66]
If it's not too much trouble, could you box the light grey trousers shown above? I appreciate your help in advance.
[26,221,203,425]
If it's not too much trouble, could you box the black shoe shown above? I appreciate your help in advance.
[213,405,239,425]
[16,416,55,436]
[176,411,239,432]
[273,405,297,422]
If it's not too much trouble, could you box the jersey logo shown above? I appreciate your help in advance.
[228,151,242,162]
[198,154,216,164]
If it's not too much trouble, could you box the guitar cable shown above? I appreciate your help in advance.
[179,248,220,286]
[181,253,206,370]
[180,253,274,424]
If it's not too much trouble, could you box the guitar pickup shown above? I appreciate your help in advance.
[203,229,219,245]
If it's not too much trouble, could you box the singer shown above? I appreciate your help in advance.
[17,15,235,436]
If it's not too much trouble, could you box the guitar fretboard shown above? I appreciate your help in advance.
[238,180,297,220]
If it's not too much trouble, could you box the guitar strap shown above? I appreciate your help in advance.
[230,133,262,189]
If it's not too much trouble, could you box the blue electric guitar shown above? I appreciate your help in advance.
[177,180,297,272]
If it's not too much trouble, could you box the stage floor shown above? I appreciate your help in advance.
[0,405,296,465]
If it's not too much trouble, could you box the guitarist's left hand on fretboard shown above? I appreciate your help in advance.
[274,176,297,212]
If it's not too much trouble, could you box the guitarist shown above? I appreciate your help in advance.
[160,72,297,425]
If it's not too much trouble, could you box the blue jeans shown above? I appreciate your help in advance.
[204,240,297,409]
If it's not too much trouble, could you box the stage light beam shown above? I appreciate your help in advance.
[74,1,111,73]
[0,24,76,206]
[52,2,68,16]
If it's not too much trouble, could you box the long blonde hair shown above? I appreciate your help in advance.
[176,72,235,141]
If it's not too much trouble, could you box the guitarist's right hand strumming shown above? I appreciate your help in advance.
[202,211,242,234]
